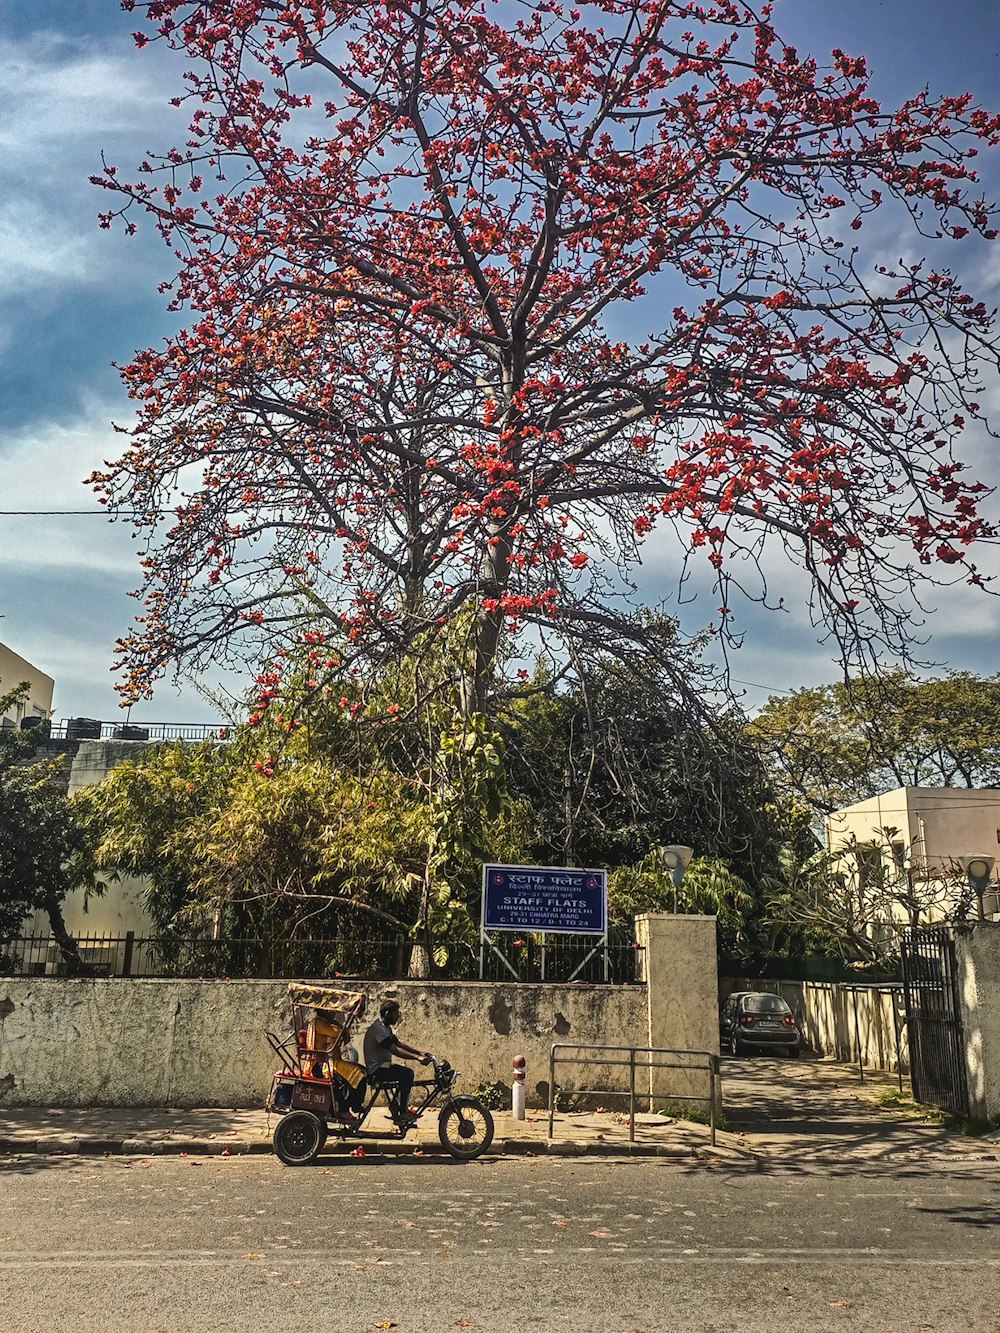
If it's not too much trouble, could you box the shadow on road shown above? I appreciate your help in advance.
[914,1201,1000,1228]
[0,1148,517,1177]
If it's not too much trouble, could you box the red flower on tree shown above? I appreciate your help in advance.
[90,0,1000,709]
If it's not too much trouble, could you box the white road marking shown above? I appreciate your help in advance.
[1,1247,997,1270]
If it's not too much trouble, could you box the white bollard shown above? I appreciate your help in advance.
[512,1081,526,1120]
[512,1055,526,1121]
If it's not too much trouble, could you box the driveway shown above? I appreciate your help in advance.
[721,1053,1000,1167]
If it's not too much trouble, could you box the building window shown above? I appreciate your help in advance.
[857,845,883,890]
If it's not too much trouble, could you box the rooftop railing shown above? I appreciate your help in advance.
[38,719,231,743]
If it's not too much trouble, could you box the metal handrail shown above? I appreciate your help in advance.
[548,1042,720,1146]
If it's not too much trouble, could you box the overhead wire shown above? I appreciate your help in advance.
[0,510,142,516]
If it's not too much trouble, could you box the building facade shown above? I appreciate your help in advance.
[826,786,1000,927]
[0,641,54,729]
[21,740,158,959]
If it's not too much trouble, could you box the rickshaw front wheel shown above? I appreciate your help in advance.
[273,1110,326,1166]
[438,1096,495,1159]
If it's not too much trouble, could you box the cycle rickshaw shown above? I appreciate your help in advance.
[265,984,495,1166]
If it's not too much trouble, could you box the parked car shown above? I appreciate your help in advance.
[720,991,802,1057]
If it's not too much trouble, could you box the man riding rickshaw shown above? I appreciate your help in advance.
[265,984,494,1166]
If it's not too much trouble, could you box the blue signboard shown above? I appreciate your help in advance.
[482,864,607,935]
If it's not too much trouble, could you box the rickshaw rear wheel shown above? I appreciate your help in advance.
[438,1096,495,1159]
[273,1110,326,1166]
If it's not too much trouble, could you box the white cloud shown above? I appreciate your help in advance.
[0,33,183,296]
[0,402,244,722]
[0,197,96,285]
[0,36,173,154]
[0,404,143,576]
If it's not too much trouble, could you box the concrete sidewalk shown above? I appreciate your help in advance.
[0,1103,740,1161]
[8,1058,996,1166]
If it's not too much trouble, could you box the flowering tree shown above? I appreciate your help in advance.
[92,0,1000,713]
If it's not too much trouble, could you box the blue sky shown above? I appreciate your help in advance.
[0,0,998,723]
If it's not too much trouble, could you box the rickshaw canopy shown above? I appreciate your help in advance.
[286,983,366,1024]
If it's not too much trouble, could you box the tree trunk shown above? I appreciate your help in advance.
[43,891,87,976]
[562,763,575,865]
[406,872,433,979]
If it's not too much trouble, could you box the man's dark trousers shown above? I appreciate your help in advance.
[370,1064,415,1119]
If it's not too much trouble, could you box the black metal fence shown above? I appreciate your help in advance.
[901,925,970,1117]
[479,930,643,984]
[44,719,229,743]
[0,931,644,985]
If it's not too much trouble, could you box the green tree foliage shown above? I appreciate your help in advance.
[750,672,1000,819]
[267,626,531,971]
[0,684,95,970]
[502,641,784,890]
[608,853,756,957]
[76,671,527,975]
[79,627,791,972]
[72,739,236,938]
[760,832,979,967]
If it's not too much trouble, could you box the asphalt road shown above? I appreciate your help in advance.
[2,1153,998,1333]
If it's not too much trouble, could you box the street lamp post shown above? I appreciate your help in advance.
[961,855,996,922]
[658,844,695,914]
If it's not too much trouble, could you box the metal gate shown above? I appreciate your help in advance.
[901,926,969,1117]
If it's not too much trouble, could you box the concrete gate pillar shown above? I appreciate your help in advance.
[954,922,1000,1123]
[634,913,720,1111]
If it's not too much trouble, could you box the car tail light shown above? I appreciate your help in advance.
[738,1014,755,1027]
[783,1015,795,1026]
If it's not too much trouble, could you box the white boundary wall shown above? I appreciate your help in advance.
[0,914,720,1109]
[0,979,643,1109]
